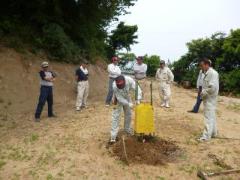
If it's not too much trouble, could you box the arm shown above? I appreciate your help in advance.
[39,71,53,82]
[167,69,174,83]
[128,77,142,101]
[113,88,130,106]
[108,64,121,76]
[155,69,159,80]
[196,71,201,89]
[202,73,219,95]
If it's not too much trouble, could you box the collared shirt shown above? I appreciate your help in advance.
[108,63,121,79]
[39,70,55,86]
[202,67,219,96]
[196,70,204,88]
[133,63,148,80]
[76,66,88,81]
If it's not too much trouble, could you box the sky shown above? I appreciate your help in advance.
[116,0,240,61]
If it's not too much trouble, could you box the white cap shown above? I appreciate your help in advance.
[41,61,49,68]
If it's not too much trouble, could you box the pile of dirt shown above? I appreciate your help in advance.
[111,136,182,165]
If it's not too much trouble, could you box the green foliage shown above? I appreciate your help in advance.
[40,23,83,63]
[0,0,137,62]
[118,52,136,61]
[172,29,240,94]
[109,22,138,56]
[221,69,240,94]
[143,55,161,77]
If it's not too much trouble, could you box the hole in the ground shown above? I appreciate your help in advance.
[109,134,183,166]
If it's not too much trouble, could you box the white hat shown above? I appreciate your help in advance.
[41,61,49,68]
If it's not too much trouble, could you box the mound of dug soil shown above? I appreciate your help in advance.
[111,136,182,165]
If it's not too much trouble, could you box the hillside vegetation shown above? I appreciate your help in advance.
[171,30,240,95]
[0,0,137,62]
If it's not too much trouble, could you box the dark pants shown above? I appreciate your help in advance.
[192,87,202,113]
[105,78,115,104]
[35,86,53,118]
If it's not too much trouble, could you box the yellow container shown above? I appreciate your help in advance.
[134,103,155,134]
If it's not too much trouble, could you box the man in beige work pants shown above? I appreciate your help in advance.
[75,61,89,111]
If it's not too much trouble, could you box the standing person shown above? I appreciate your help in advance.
[75,61,89,111]
[105,56,121,106]
[109,75,142,144]
[155,60,174,108]
[188,65,204,113]
[199,58,219,142]
[35,61,56,122]
[133,56,147,103]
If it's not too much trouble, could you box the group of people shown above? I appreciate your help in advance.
[34,56,219,143]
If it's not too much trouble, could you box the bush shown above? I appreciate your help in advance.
[221,69,240,94]
[41,23,82,63]
[143,55,160,77]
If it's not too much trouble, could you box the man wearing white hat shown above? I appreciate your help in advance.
[35,61,56,122]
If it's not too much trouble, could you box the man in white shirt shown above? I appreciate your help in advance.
[155,60,174,108]
[188,64,204,113]
[199,58,219,142]
[109,75,142,144]
[105,56,121,106]
[133,56,147,102]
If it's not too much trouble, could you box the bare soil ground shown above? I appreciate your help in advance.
[0,48,240,180]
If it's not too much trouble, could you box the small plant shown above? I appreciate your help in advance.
[46,174,54,180]
[30,134,39,143]
[0,160,6,169]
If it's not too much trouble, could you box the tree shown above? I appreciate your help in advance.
[108,22,138,56]
[143,55,161,77]
[171,29,240,95]
[0,0,137,61]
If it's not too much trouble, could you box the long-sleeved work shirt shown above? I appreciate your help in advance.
[108,63,121,79]
[113,76,142,106]
[133,63,148,80]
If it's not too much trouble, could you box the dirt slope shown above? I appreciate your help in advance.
[0,47,108,116]
[0,48,240,180]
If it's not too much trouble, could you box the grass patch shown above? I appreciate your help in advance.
[179,164,199,175]
[0,160,6,169]
[227,103,240,112]
[46,174,54,180]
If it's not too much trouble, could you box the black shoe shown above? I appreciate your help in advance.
[49,114,57,118]
[187,110,197,113]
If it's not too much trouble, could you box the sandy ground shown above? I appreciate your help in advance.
[0,82,240,180]
[0,48,240,180]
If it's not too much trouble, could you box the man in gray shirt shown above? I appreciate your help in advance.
[35,61,56,122]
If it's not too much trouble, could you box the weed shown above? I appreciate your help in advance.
[0,160,6,169]
[179,164,198,174]
[0,98,4,104]
[155,176,165,180]
[7,146,32,161]
[29,170,39,179]
[227,103,240,112]
[132,171,141,179]
[57,171,64,177]
[30,133,39,143]
[46,174,54,180]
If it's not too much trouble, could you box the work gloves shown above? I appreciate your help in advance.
[129,103,134,108]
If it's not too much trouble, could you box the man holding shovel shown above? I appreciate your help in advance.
[109,75,142,144]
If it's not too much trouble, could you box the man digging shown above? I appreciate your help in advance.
[109,75,142,144]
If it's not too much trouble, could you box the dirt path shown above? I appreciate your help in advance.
[0,83,240,180]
